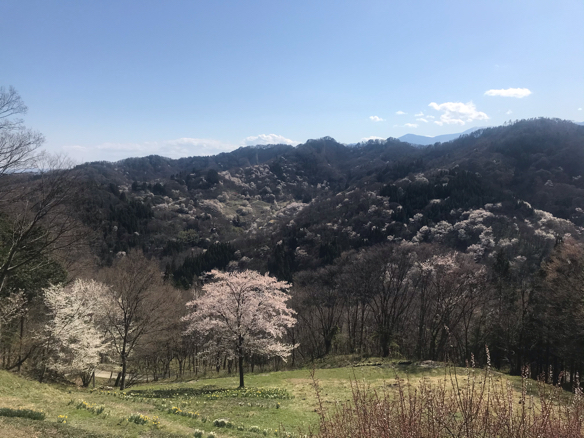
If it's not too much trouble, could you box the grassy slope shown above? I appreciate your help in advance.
[0,361,544,438]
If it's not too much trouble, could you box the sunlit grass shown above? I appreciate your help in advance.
[0,359,580,437]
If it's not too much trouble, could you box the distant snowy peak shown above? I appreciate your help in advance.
[399,127,486,146]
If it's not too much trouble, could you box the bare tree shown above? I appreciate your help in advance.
[0,87,86,295]
[414,251,488,362]
[0,86,44,177]
[0,154,86,295]
[295,266,345,357]
[101,251,179,390]
[0,290,26,340]
[363,244,417,357]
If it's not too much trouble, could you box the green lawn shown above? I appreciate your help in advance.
[0,359,552,438]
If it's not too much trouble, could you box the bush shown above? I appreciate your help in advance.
[128,413,159,426]
[311,364,584,437]
[0,408,45,421]
[213,418,232,428]
[73,400,106,416]
[193,429,204,438]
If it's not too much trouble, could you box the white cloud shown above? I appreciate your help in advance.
[579,108,582,111]
[506,110,513,115]
[369,115,384,122]
[484,88,532,98]
[404,123,418,128]
[426,115,435,119]
[165,137,236,152]
[428,101,489,126]
[62,137,237,163]
[242,134,299,146]
[415,112,424,117]
[416,118,429,123]
[396,111,406,115]
[62,134,301,163]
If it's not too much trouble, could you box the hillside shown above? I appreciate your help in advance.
[73,118,583,280]
[1,360,581,438]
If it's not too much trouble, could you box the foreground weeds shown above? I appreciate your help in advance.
[312,361,584,437]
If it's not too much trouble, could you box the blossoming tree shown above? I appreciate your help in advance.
[183,269,297,387]
[40,279,108,385]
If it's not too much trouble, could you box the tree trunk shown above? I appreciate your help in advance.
[120,355,127,390]
[239,355,244,388]
[238,335,245,388]
[380,328,391,358]
[17,316,24,372]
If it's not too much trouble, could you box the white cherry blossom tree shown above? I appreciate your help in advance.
[183,269,297,388]
[40,279,108,385]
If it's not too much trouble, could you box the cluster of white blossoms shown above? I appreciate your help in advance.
[407,203,581,263]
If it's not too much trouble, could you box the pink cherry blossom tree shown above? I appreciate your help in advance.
[183,269,297,388]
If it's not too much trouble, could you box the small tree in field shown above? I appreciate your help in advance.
[183,269,297,388]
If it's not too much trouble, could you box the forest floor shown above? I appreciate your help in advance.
[0,359,567,438]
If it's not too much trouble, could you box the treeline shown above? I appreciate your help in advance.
[289,238,584,382]
[2,238,582,389]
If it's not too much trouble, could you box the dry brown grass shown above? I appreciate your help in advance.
[311,357,584,437]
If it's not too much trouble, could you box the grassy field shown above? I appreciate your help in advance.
[0,359,573,438]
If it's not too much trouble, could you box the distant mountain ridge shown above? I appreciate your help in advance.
[398,127,486,145]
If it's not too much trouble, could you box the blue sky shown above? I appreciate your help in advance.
[1,0,583,163]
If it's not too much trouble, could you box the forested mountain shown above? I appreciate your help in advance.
[3,117,583,385]
[75,118,583,274]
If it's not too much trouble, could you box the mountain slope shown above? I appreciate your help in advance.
[72,118,584,284]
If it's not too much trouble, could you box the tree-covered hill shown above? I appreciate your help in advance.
[70,118,583,278]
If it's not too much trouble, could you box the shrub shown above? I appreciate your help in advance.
[128,413,148,425]
[207,432,216,438]
[74,400,106,416]
[128,413,159,427]
[0,408,45,421]
[193,428,204,438]
[213,418,232,428]
[311,364,584,438]
[212,419,226,428]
